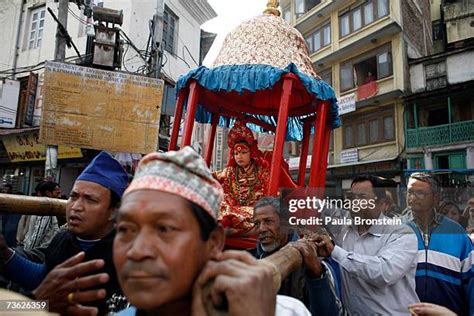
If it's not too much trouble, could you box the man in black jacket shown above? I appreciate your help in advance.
[0,151,128,315]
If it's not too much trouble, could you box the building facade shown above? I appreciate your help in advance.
[280,0,432,188]
[0,0,216,194]
[404,0,474,194]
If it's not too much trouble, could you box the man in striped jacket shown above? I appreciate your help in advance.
[404,172,473,316]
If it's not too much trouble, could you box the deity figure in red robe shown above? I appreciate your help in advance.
[213,121,270,235]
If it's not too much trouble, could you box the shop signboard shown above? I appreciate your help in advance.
[2,130,82,162]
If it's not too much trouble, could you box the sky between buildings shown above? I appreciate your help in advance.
[202,0,268,66]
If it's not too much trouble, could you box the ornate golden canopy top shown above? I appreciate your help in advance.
[263,0,280,16]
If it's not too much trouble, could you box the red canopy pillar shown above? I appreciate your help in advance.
[169,89,186,151]
[309,100,330,188]
[317,116,331,188]
[297,120,312,186]
[181,81,200,147]
[204,113,219,166]
[268,77,293,196]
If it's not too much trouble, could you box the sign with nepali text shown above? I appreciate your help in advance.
[40,62,163,153]
[340,148,358,164]
[2,130,82,162]
[337,93,356,115]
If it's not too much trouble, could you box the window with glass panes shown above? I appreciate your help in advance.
[305,23,331,54]
[339,44,393,92]
[28,7,45,50]
[342,108,395,149]
[295,0,322,18]
[163,6,178,53]
[282,5,291,23]
[339,0,389,38]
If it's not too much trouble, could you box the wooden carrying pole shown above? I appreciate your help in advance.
[0,193,66,217]
[203,245,303,316]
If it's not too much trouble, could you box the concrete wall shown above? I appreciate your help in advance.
[0,0,23,73]
[431,0,442,21]
[401,0,432,58]
[444,0,474,44]
[409,63,425,93]
[163,0,202,81]
[409,49,474,93]
[447,49,474,84]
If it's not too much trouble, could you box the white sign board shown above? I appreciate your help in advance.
[0,79,20,128]
[288,155,317,171]
[337,93,356,115]
[340,148,358,164]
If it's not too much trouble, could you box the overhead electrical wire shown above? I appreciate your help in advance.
[67,7,88,25]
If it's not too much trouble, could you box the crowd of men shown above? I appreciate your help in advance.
[0,148,472,316]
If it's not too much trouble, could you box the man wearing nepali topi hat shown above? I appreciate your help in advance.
[114,146,311,316]
[0,151,128,315]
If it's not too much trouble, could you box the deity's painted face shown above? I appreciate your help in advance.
[233,142,251,168]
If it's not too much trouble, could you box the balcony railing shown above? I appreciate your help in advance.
[406,120,474,148]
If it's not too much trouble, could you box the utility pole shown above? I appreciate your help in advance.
[153,0,168,151]
[153,0,164,79]
[45,0,69,181]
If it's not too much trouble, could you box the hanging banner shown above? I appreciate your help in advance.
[2,130,82,162]
[40,62,163,153]
[357,81,378,101]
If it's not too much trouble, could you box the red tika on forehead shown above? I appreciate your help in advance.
[234,143,250,153]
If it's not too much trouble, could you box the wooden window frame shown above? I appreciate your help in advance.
[296,0,322,18]
[28,6,45,50]
[340,43,392,92]
[340,60,354,92]
[339,0,389,39]
[295,0,305,18]
[163,6,178,54]
[306,22,331,54]
[342,108,395,149]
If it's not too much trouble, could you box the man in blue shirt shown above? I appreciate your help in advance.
[404,172,473,316]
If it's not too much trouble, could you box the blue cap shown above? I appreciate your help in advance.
[77,152,128,197]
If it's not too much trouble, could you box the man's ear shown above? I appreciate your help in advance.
[108,207,119,222]
[207,224,225,259]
